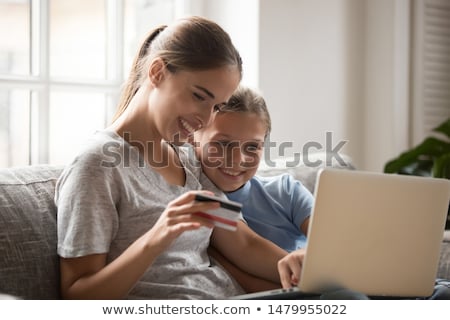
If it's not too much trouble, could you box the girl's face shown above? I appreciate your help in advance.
[195,112,267,192]
[149,63,241,145]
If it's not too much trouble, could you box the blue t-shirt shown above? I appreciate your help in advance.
[226,174,314,252]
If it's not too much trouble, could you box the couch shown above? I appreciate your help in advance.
[0,153,449,299]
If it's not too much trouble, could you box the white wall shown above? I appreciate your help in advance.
[363,0,411,172]
[258,0,365,168]
[198,0,408,172]
[202,0,260,88]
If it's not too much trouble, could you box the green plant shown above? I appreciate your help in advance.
[384,117,450,229]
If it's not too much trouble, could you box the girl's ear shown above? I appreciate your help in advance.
[148,58,165,85]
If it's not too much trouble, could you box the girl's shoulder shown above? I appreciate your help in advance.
[253,173,311,196]
[253,173,294,185]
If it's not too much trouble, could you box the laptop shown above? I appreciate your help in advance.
[231,168,450,299]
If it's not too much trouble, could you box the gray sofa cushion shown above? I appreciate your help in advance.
[438,231,450,279]
[0,165,63,299]
[0,160,449,299]
[257,152,356,193]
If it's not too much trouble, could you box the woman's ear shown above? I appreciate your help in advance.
[148,58,165,86]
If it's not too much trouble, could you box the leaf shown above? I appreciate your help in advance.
[398,161,433,177]
[384,137,450,174]
[433,118,450,138]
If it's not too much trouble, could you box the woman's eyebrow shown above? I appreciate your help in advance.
[194,85,215,99]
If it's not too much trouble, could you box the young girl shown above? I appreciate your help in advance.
[193,86,313,292]
[194,85,313,252]
[56,16,286,300]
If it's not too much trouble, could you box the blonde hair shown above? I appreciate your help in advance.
[217,86,271,138]
[112,16,243,122]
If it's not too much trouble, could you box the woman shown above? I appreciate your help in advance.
[56,16,286,300]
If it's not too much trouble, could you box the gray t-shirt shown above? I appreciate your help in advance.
[55,130,244,299]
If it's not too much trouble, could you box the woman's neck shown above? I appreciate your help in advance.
[110,86,161,145]
[108,88,186,186]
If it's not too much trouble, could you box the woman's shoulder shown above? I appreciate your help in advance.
[57,130,132,184]
[67,130,130,167]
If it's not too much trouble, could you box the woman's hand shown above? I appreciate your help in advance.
[60,190,220,299]
[277,248,306,288]
[143,190,220,254]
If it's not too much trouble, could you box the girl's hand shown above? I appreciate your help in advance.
[277,248,306,288]
[143,191,219,254]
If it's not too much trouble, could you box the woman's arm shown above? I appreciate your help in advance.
[60,191,219,299]
[208,245,280,293]
[60,228,171,299]
[210,221,288,284]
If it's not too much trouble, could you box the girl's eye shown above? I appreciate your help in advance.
[193,93,205,101]
[244,143,262,153]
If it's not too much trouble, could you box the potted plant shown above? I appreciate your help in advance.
[384,118,450,229]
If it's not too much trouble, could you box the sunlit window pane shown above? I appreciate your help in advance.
[0,0,181,168]
[0,0,31,76]
[50,0,106,80]
[49,92,106,165]
[123,0,175,77]
[0,89,30,167]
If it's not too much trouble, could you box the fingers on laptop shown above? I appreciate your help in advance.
[278,248,305,288]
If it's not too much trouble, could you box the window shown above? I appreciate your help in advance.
[0,0,176,167]
[411,0,450,144]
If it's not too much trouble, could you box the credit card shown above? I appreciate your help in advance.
[194,194,242,231]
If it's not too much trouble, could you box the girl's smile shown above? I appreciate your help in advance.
[195,112,266,192]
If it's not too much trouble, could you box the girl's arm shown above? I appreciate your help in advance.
[300,217,310,236]
[210,220,288,284]
[60,191,219,299]
[208,245,280,293]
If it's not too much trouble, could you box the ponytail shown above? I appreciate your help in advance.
[112,26,167,123]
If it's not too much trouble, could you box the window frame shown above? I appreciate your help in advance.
[0,0,125,165]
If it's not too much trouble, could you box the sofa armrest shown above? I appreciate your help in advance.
[0,165,63,299]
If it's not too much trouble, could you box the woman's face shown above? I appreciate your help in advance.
[149,64,241,145]
[194,112,266,192]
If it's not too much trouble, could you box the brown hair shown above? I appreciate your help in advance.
[112,16,243,122]
[217,85,271,138]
